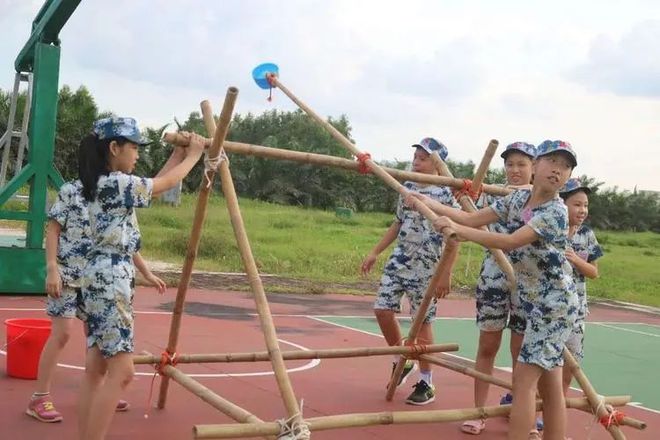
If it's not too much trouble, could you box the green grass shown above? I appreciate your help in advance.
[136,194,660,307]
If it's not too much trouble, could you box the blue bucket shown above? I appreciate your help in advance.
[252,63,279,89]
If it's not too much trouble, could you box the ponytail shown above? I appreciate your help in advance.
[78,133,129,201]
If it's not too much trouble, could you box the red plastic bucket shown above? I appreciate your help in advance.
[4,318,51,379]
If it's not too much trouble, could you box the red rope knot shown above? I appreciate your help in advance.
[599,409,625,428]
[156,350,178,376]
[356,152,372,174]
[404,344,429,360]
[453,179,482,202]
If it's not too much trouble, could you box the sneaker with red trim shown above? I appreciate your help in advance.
[26,395,63,423]
[116,399,130,412]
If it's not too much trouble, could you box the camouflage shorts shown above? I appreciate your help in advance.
[475,257,525,333]
[518,300,575,370]
[564,320,585,362]
[374,251,437,324]
[46,286,83,319]
[82,257,135,358]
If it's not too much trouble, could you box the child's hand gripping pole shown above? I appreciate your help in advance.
[385,235,460,401]
[430,147,516,289]
[264,73,456,239]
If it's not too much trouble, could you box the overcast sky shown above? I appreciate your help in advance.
[2,0,659,191]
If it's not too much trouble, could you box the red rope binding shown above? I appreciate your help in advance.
[356,152,372,174]
[144,350,179,419]
[599,409,625,429]
[453,179,483,202]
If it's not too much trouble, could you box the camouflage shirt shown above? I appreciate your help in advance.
[569,224,603,319]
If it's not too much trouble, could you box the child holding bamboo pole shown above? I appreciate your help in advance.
[26,139,171,423]
[461,141,537,435]
[360,137,460,406]
[409,140,579,440]
[559,178,603,395]
[76,117,205,440]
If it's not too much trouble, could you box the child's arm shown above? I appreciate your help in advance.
[152,133,205,196]
[565,249,599,279]
[360,221,402,276]
[45,220,62,298]
[133,252,166,294]
[155,145,187,177]
[407,192,499,228]
[433,240,460,298]
[434,216,538,252]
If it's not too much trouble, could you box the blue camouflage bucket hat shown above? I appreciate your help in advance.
[501,141,536,159]
[536,140,577,168]
[560,177,591,195]
[412,137,448,161]
[92,117,150,146]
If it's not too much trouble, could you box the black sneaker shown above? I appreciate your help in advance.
[405,380,435,405]
[388,360,417,388]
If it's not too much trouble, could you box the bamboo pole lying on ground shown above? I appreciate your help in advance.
[385,238,460,401]
[199,102,304,431]
[192,395,631,439]
[161,133,511,197]
[133,343,459,365]
[563,349,628,439]
[157,88,239,409]
[430,144,515,287]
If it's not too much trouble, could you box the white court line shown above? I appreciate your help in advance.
[309,316,660,415]
[592,322,660,338]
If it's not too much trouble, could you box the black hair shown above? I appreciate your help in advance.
[78,133,130,201]
[560,188,590,202]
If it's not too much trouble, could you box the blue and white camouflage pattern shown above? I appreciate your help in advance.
[491,189,578,370]
[93,116,149,146]
[565,224,603,361]
[46,180,92,319]
[474,189,525,333]
[81,172,153,358]
[374,181,460,323]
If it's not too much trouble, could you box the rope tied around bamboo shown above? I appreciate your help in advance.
[203,149,228,189]
[276,403,311,440]
[595,400,627,429]
[453,178,482,202]
[397,337,431,360]
[356,152,372,174]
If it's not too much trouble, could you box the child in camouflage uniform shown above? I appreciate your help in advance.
[361,137,460,406]
[76,117,205,440]
[412,140,579,440]
[27,172,166,422]
[560,178,603,394]
[461,141,536,435]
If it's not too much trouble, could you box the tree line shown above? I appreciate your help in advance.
[1,85,658,232]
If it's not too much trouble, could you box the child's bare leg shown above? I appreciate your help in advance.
[509,331,523,373]
[34,317,74,394]
[538,367,566,440]
[509,362,542,440]
[375,309,402,346]
[474,329,503,406]
[78,347,107,439]
[418,322,434,372]
[84,352,134,440]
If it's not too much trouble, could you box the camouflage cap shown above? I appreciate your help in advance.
[92,117,150,146]
[560,177,591,195]
[536,140,577,168]
[412,137,448,161]
[501,141,536,160]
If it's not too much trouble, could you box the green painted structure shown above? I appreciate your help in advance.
[0,0,81,294]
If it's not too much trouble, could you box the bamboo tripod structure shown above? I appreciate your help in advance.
[146,78,645,438]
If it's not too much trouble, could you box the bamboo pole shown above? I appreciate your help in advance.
[264,74,456,238]
[193,395,631,439]
[156,88,239,409]
[199,103,304,428]
[162,133,510,196]
[471,140,499,191]
[563,349,627,439]
[430,151,515,287]
[133,343,459,365]
[385,238,460,401]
